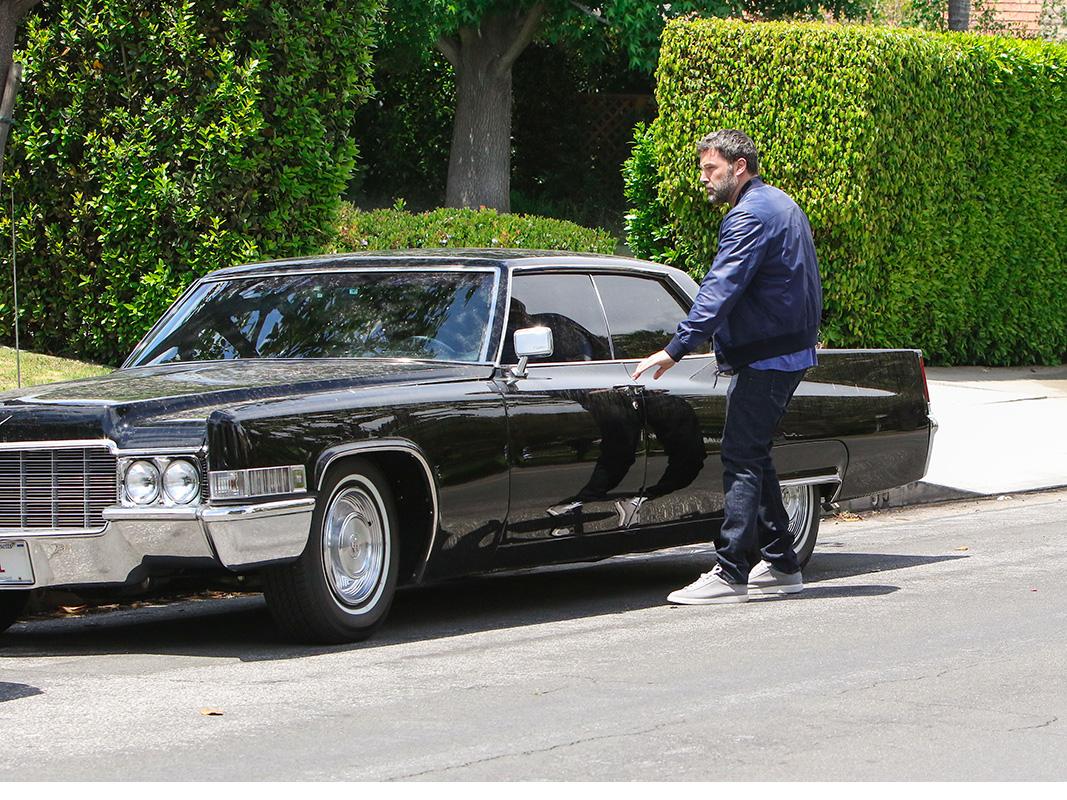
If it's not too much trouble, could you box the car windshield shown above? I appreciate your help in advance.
[128,269,498,366]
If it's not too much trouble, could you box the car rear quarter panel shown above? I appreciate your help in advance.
[790,349,933,501]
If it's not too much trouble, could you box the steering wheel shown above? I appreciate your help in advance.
[401,335,461,359]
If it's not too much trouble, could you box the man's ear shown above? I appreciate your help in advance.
[735,157,748,176]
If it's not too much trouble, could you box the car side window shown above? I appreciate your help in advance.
[501,273,612,364]
[593,274,711,359]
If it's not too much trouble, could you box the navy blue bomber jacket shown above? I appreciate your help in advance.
[664,177,823,371]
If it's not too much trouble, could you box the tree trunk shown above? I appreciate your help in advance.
[948,0,970,30]
[0,0,41,185]
[439,5,544,212]
[446,28,513,211]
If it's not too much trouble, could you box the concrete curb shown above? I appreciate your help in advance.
[838,480,1067,514]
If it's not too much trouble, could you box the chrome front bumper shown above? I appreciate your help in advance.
[0,498,315,590]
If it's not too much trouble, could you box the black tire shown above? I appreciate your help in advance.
[785,483,821,568]
[0,590,31,634]
[263,458,399,644]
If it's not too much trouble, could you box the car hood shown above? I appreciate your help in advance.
[0,359,493,405]
[0,360,495,448]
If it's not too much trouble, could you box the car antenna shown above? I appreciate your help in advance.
[10,187,19,388]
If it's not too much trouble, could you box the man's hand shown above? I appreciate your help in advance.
[631,350,677,381]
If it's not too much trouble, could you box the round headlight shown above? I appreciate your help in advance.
[163,459,201,505]
[125,460,160,505]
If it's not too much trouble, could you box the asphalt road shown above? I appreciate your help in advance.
[2,489,1066,781]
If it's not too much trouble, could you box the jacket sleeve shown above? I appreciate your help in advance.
[664,210,768,361]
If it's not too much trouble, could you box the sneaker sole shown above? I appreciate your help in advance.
[667,592,749,605]
[747,584,804,596]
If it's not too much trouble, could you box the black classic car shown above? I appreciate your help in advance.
[0,250,936,642]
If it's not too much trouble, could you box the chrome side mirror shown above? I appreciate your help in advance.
[509,326,553,381]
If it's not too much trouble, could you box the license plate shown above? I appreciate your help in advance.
[0,539,34,585]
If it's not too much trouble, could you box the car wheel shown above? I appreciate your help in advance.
[263,458,399,644]
[0,590,31,634]
[782,483,820,568]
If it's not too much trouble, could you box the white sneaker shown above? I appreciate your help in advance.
[747,560,804,595]
[667,565,748,605]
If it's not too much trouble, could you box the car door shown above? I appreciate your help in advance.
[591,272,726,528]
[497,271,646,542]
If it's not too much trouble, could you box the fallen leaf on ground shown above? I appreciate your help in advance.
[954,546,969,551]
[60,605,87,614]
[833,511,863,522]
[200,708,224,716]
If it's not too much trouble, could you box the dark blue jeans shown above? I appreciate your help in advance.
[715,367,806,584]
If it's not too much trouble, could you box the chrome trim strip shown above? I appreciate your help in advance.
[479,268,502,363]
[780,472,843,503]
[205,265,499,280]
[316,439,440,583]
[923,417,938,477]
[124,267,502,369]
[0,439,205,458]
[199,497,315,522]
[0,438,114,452]
[103,506,199,522]
[0,525,108,538]
[495,264,715,368]
[779,472,842,488]
[494,355,716,370]
[588,275,615,360]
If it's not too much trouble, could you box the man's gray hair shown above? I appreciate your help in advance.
[696,130,760,175]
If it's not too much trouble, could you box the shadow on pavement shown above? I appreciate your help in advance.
[0,549,964,661]
[0,682,43,702]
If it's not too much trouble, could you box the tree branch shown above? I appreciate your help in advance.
[568,0,610,26]
[435,34,459,68]
[495,1,545,76]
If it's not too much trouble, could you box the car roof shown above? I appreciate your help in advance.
[206,249,693,286]
[201,249,701,303]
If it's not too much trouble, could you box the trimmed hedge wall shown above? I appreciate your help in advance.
[2,1,380,365]
[331,203,618,253]
[625,20,1067,365]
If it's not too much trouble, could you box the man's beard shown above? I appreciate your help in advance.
[706,171,737,205]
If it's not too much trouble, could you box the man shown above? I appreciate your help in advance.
[631,130,823,605]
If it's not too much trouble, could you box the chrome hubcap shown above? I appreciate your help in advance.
[781,484,814,549]
[322,485,386,607]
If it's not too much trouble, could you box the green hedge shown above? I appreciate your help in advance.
[625,20,1067,365]
[2,0,380,365]
[331,202,618,253]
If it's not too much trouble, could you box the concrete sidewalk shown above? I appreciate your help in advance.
[842,364,1067,511]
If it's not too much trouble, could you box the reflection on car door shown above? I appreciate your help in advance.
[592,273,726,528]
[498,273,646,542]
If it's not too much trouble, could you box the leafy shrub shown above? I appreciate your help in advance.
[2,0,380,365]
[625,19,1067,365]
[331,202,618,253]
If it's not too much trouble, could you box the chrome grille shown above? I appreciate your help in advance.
[0,446,117,532]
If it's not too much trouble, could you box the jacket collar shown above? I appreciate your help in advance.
[733,175,763,206]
